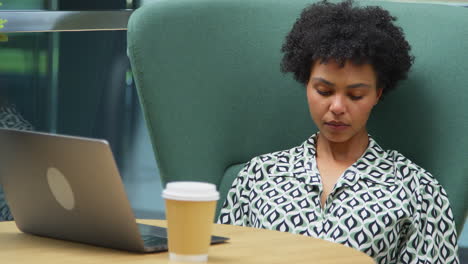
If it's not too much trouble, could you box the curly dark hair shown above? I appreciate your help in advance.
[281,0,414,97]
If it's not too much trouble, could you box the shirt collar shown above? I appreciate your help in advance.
[298,133,396,188]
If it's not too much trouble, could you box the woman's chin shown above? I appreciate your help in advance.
[319,130,355,144]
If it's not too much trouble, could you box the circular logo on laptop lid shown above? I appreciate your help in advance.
[46,167,75,210]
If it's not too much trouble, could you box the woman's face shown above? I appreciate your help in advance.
[306,60,382,143]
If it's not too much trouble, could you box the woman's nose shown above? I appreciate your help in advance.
[329,95,346,115]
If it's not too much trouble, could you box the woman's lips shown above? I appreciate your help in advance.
[324,122,350,131]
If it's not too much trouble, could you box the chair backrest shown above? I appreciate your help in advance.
[127,0,468,233]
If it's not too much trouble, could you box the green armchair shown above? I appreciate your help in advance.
[127,0,468,234]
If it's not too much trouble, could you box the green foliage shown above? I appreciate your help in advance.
[0,2,7,41]
[0,2,5,30]
[0,19,8,29]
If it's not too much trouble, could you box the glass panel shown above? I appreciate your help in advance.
[0,29,164,220]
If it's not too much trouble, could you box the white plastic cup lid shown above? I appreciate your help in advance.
[162,181,219,201]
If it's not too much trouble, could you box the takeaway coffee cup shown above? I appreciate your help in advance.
[162,181,219,262]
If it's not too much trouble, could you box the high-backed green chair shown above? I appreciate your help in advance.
[127,0,468,234]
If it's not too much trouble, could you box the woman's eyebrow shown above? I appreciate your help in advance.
[347,83,372,89]
[311,78,371,89]
[311,77,335,86]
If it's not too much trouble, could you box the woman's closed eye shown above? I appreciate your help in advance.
[316,89,332,96]
[349,94,363,100]
[316,89,363,100]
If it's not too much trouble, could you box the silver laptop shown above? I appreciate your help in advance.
[0,128,227,253]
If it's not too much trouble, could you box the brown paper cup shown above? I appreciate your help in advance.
[162,182,219,262]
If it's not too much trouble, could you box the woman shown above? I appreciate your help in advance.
[218,1,459,263]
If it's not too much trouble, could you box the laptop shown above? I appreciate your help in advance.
[0,128,228,253]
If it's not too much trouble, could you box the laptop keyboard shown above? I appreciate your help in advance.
[137,224,169,250]
[140,235,168,248]
[137,223,229,249]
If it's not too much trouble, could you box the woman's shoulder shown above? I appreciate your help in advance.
[385,149,444,194]
[238,138,312,180]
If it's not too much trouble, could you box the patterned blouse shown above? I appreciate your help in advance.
[0,105,33,221]
[218,133,459,264]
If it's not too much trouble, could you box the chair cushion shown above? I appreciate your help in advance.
[128,0,468,231]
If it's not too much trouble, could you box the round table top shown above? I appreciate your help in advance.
[0,219,374,264]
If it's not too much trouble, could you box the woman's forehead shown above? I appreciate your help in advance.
[309,60,377,85]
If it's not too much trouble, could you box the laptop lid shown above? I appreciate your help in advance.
[0,128,146,252]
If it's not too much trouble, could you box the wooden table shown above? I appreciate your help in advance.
[0,219,374,263]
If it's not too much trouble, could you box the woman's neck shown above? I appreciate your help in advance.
[316,130,369,164]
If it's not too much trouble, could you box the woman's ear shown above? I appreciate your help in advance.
[375,88,383,104]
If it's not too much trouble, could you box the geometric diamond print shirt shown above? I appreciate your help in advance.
[218,133,459,264]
